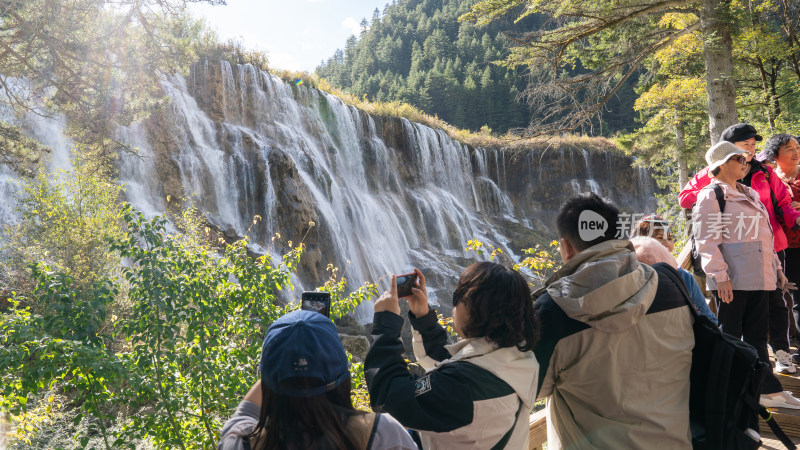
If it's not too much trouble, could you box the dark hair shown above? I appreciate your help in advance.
[633,215,669,237]
[555,193,620,251]
[710,166,722,177]
[249,377,367,450]
[452,262,539,352]
[763,133,796,162]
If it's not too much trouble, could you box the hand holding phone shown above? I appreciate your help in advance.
[399,269,429,318]
[301,291,331,317]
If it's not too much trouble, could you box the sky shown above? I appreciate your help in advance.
[188,0,388,73]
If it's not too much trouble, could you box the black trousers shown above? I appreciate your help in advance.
[715,289,783,394]
[786,248,800,339]
[770,250,791,352]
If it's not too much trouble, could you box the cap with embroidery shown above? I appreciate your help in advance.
[260,309,349,398]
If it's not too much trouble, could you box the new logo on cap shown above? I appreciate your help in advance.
[578,210,608,242]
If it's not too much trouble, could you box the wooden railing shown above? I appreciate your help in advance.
[528,409,547,450]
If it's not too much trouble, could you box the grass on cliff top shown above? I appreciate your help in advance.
[272,69,616,152]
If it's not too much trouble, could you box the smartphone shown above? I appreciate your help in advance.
[301,291,331,317]
[396,272,417,298]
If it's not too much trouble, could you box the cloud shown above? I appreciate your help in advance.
[269,51,306,72]
[342,17,360,36]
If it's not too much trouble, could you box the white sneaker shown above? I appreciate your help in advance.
[761,391,800,409]
[775,349,797,374]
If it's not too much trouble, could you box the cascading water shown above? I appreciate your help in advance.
[0,97,74,227]
[0,60,661,320]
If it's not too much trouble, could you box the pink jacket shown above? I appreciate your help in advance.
[680,164,800,252]
[692,180,781,291]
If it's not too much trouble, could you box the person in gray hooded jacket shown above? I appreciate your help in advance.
[534,193,694,450]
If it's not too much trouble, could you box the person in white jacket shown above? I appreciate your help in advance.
[365,263,540,449]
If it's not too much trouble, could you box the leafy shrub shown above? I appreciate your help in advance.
[2,153,125,296]
[2,205,376,448]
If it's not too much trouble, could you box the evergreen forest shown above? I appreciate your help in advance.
[316,0,639,134]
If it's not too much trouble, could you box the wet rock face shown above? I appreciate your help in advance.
[267,148,338,285]
[339,334,370,361]
[470,144,660,228]
[134,61,659,327]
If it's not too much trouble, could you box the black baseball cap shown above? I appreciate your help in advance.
[721,123,762,143]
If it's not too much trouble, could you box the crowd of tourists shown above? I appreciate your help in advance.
[213,123,800,449]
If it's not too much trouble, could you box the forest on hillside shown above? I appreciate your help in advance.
[316,0,640,135]
[318,0,800,183]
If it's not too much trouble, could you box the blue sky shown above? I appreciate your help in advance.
[188,0,388,72]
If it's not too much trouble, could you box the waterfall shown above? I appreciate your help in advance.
[0,92,74,227]
[0,61,661,321]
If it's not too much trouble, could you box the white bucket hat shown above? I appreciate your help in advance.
[705,141,747,171]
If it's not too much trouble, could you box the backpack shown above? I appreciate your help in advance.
[689,164,784,276]
[690,184,725,276]
[654,264,796,450]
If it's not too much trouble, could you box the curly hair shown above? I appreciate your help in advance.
[762,133,796,162]
[452,262,539,352]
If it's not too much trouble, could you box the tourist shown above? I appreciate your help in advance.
[762,133,800,364]
[365,264,539,449]
[630,235,717,324]
[534,193,693,449]
[693,141,800,409]
[217,309,418,450]
[632,214,675,251]
[680,123,800,375]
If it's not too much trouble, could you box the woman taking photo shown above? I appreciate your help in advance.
[217,309,417,450]
[693,141,800,409]
[365,263,539,449]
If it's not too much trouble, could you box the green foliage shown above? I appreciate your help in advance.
[461,0,699,136]
[318,264,379,321]
[0,0,224,166]
[619,2,800,186]
[316,0,559,134]
[109,206,295,447]
[2,152,126,295]
[193,28,270,72]
[2,205,377,448]
[515,241,561,285]
[1,268,123,449]
[466,238,561,287]
[347,353,370,411]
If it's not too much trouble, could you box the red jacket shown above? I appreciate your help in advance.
[679,164,800,252]
[779,175,800,248]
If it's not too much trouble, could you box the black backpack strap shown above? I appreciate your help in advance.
[759,407,798,449]
[690,185,725,275]
[711,183,725,213]
[489,397,523,450]
[652,263,697,317]
[705,338,734,448]
[366,413,381,450]
[242,435,252,450]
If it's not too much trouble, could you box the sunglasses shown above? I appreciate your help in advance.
[728,155,747,164]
